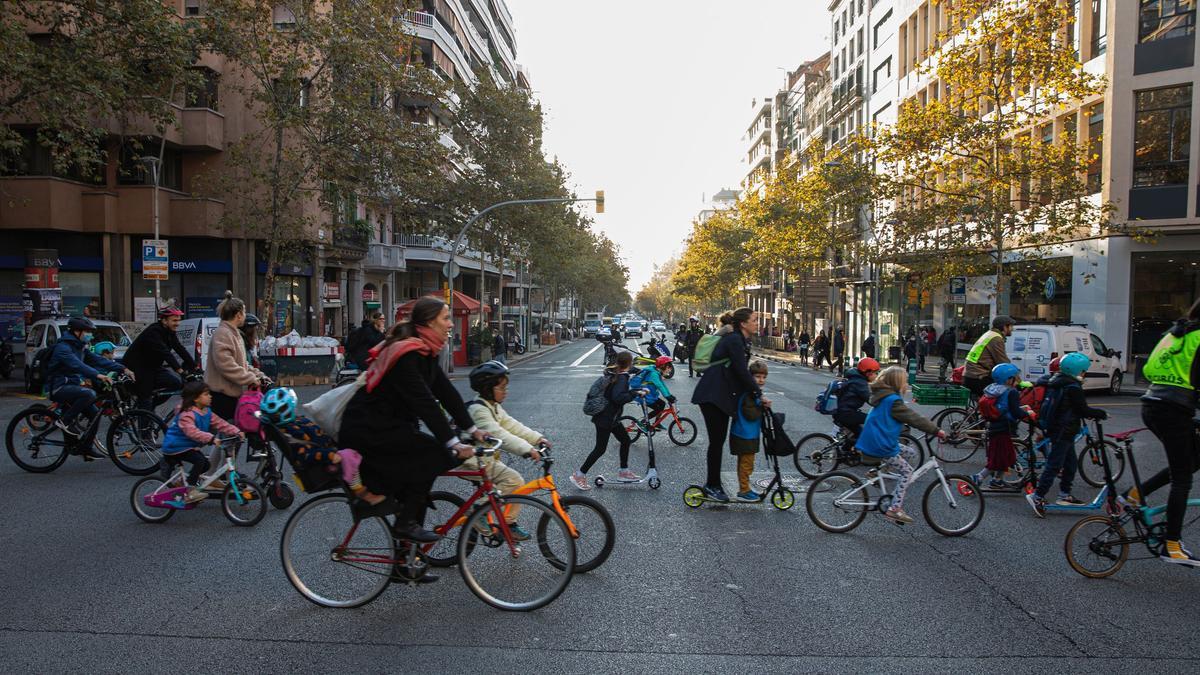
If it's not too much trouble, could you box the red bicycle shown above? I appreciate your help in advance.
[618,402,697,446]
[279,438,576,611]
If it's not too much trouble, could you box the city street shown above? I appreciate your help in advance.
[1,338,1198,672]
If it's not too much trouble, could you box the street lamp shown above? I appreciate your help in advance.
[139,155,162,307]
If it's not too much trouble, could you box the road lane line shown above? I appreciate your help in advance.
[570,343,603,367]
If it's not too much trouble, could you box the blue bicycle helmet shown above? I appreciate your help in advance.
[991,363,1020,384]
[92,341,116,356]
[260,387,297,425]
[1059,352,1091,378]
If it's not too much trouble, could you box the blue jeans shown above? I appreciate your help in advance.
[1035,433,1078,498]
[50,385,97,424]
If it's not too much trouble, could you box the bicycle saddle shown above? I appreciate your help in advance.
[1106,428,1147,441]
[858,454,884,467]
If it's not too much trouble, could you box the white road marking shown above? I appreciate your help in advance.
[570,343,603,367]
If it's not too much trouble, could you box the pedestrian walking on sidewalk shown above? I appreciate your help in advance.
[937,326,958,381]
[811,330,829,370]
[861,331,877,360]
[832,327,846,374]
[798,330,811,365]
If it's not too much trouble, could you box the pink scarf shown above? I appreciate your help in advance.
[364,324,447,392]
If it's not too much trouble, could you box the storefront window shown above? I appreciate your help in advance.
[60,272,102,318]
[0,270,24,342]
[184,273,231,318]
[257,275,310,335]
[1131,251,1200,356]
[1005,257,1072,323]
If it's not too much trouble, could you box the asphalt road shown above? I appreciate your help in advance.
[2,338,1198,673]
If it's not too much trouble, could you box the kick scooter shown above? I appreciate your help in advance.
[594,394,661,489]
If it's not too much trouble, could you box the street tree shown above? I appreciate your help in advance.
[672,209,753,311]
[873,0,1113,310]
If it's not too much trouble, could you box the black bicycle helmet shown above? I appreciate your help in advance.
[242,313,261,328]
[469,360,509,393]
[991,315,1015,330]
[67,316,96,332]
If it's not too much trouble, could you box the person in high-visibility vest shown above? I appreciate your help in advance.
[1129,299,1200,566]
[962,315,1015,397]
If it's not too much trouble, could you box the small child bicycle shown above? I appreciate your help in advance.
[130,435,267,526]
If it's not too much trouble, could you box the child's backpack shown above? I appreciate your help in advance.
[951,365,965,384]
[1019,383,1046,411]
[31,346,53,393]
[978,390,1008,421]
[582,373,615,416]
[1038,384,1069,432]
[815,379,844,415]
[691,334,727,373]
[235,389,264,433]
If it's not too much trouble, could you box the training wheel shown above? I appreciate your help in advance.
[648,477,661,489]
[772,487,796,511]
[682,486,704,508]
[594,476,605,488]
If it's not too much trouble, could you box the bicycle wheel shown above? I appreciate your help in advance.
[1001,438,1036,490]
[268,481,295,510]
[1078,440,1126,488]
[617,415,644,443]
[5,406,70,473]
[106,410,166,476]
[1064,515,1130,578]
[805,471,869,533]
[537,495,615,573]
[130,476,176,524]
[930,408,980,463]
[898,433,927,470]
[425,491,466,567]
[922,473,985,536]
[794,432,839,479]
[222,478,266,527]
[459,495,574,611]
[280,493,393,608]
[668,416,697,446]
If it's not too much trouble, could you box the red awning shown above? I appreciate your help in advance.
[395,291,491,320]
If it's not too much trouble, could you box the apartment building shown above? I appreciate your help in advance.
[743,98,775,195]
[883,0,1197,382]
[0,0,529,347]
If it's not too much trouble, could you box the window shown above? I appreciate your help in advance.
[1087,104,1104,193]
[872,57,890,93]
[857,28,864,56]
[184,0,204,16]
[1090,333,1110,357]
[272,4,296,29]
[1090,0,1107,55]
[184,67,219,110]
[1133,84,1192,187]
[117,142,183,191]
[874,9,893,48]
[1140,1,1196,42]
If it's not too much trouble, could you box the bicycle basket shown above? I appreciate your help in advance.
[911,384,969,407]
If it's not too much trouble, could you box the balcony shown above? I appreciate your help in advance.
[365,242,406,271]
[405,11,476,84]
[333,224,369,252]
[169,196,225,236]
[829,81,863,119]
[0,177,91,232]
[179,108,225,151]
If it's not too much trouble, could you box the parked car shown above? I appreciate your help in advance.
[24,318,132,394]
[1006,323,1124,394]
[175,317,223,372]
[624,320,643,338]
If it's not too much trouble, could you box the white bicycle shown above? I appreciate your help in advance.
[805,441,985,537]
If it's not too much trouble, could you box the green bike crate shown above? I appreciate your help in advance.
[911,384,970,407]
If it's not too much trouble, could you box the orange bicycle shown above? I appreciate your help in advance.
[426,445,615,573]
[619,402,697,446]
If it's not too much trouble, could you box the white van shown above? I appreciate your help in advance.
[1006,323,1124,394]
[175,317,222,371]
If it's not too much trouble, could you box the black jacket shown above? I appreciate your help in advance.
[860,335,876,359]
[346,323,384,368]
[122,322,195,397]
[937,330,957,357]
[691,330,761,417]
[339,351,475,479]
[685,327,703,349]
[1044,373,1106,440]
[493,333,507,357]
[836,368,872,415]
[833,331,845,355]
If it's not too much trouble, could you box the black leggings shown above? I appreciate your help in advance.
[580,420,632,474]
[700,403,730,489]
[1141,401,1200,541]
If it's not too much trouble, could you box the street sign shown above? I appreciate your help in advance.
[142,239,168,280]
[949,276,966,303]
[443,261,460,279]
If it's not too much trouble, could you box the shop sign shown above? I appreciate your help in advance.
[142,239,169,281]
[185,297,222,318]
[361,288,378,302]
[323,283,341,301]
[1044,276,1057,301]
[948,277,966,303]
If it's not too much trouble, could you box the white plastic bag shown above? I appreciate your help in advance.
[302,373,364,437]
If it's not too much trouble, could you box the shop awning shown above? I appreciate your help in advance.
[395,291,491,320]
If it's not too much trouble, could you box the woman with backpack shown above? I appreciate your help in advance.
[690,308,769,502]
[205,292,267,422]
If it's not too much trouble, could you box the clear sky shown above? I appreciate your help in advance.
[506,0,829,296]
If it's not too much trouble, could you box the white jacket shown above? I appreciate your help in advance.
[467,399,542,458]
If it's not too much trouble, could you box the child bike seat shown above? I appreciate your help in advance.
[858,454,884,467]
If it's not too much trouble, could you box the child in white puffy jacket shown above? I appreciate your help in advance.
[466,360,550,540]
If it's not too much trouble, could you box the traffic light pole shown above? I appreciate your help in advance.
[443,194,602,371]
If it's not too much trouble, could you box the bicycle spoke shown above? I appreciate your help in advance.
[281,494,393,608]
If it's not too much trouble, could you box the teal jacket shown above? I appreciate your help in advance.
[630,366,671,404]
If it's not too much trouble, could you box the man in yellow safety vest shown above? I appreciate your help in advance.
[963,315,1015,397]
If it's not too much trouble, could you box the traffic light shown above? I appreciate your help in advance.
[595,190,604,214]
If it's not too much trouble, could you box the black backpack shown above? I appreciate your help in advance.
[582,373,615,416]
[31,346,53,392]
[762,411,796,456]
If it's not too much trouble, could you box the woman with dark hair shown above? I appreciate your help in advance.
[1130,298,1200,566]
[339,296,486,545]
[690,307,769,502]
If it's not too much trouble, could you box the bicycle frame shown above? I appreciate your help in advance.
[832,456,960,511]
[144,442,250,508]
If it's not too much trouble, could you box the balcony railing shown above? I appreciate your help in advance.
[333,225,369,252]
[365,242,405,270]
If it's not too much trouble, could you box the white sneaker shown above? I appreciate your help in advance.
[55,419,80,436]
[570,471,592,491]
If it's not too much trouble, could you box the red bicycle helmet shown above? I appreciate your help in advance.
[655,356,672,368]
[1048,356,1061,373]
[856,357,881,374]
[158,306,184,319]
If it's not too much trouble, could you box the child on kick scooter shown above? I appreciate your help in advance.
[466,360,549,540]
[730,360,769,501]
[573,351,647,490]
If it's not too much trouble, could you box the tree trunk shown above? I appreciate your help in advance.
[263,124,285,335]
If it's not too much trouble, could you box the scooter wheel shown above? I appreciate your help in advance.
[772,487,796,511]
[593,476,605,488]
[682,486,704,508]
[648,477,661,490]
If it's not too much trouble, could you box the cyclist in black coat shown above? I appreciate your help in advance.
[122,307,195,411]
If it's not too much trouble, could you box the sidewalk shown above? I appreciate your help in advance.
[751,346,1147,396]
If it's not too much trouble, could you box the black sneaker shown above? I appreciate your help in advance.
[702,485,730,503]
[393,522,441,543]
[1056,494,1085,506]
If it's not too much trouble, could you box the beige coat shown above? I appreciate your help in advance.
[204,320,263,397]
